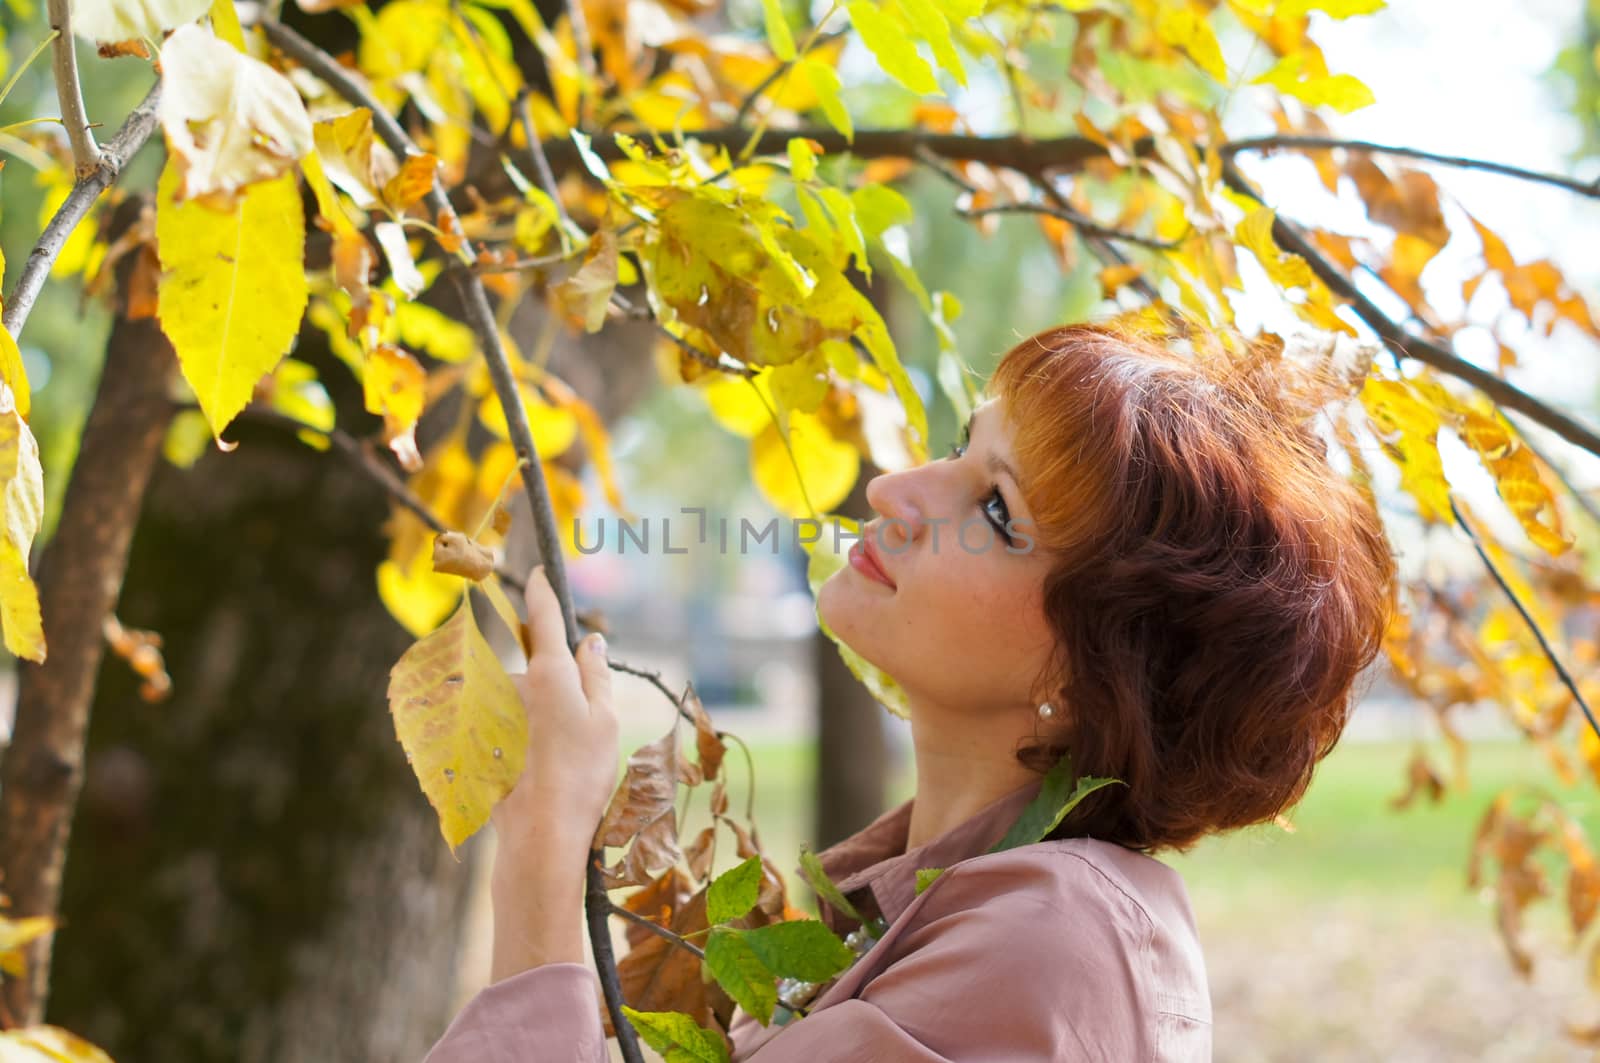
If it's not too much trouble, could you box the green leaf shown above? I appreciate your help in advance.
[898,0,965,85]
[761,0,796,60]
[742,919,856,981]
[846,0,940,95]
[988,755,1123,853]
[707,855,764,925]
[801,57,853,140]
[798,844,862,921]
[786,136,817,182]
[620,1008,731,1063]
[704,928,779,1024]
[914,867,944,895]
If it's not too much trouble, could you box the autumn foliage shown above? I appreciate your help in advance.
[0,0,1598,1056]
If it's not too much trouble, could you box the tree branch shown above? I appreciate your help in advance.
[46,0,99,176]
[606,900,707,959]
[957,203,1178,250]
[1219,156,1600,461]
[259,19,645,1060]
[3,83,160,339]
[1449,496,1600,742]
[539,128,1137,175]
[1221,135,1600,199]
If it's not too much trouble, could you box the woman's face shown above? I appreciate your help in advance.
[817,397,1060,720]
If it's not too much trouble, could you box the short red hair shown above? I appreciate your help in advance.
[987,318,1398,852]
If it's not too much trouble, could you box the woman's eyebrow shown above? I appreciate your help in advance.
[967,407,1021,488]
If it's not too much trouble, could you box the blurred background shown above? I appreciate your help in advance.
[4,0,1600,1059]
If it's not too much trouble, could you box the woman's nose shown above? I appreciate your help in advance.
[863,470,924,549]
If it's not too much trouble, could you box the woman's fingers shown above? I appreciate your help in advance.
[521,564,568,660]
[576,633,616,724]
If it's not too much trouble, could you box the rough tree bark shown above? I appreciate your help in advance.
[0,252,176,1026]
[44,347,481,1062]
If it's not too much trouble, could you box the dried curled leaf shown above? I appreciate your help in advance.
[431,531,494,581]
[74,0,209,45]
[158,24,314,205]
[598,729,682,887]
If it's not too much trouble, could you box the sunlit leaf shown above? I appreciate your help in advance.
[158,24,314,205]
[386,593,526,851]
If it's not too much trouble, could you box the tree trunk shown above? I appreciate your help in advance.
[0,295,175,1025]
[44,368,480,1062]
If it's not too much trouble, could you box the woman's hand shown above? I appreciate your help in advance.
[487,563,620,982]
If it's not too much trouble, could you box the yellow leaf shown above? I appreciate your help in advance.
[364,345,427,465]
[752,411,860,518]
[1235,206,1313,290]
[800,57,852,139]
[1098,263,1145,299]
[379,553,464,638]
[0,327,31,421]
[0,914,53,977]
[393,301,476,363]
[158,24,314,204]
[1359,377,1452,523]
[208,0,245,49]
[1251,46,1375,113]
[387,592,527,851]
[0,404,45,663]
[1156,0,1226,82]
[156,160,308,439]
[477,385,579,456]
[846,0,941,95]
[0,1024,114,1063]
[162,408,213,469]
[701,372,776,438]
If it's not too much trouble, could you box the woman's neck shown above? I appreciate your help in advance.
[904,706,1039,851]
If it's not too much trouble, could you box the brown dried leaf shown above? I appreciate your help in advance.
[1389,747,1445,810]
[621,866,694,950]
[685,825,717,883]
[608,885,733,1037]
[684,688,726,781]
[598,729,679,848]
[603,808,681,889]
[431,531,494,581]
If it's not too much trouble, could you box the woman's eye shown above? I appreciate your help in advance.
[984,490,1010,529]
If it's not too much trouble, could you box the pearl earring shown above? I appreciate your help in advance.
[1038,702,1055,720]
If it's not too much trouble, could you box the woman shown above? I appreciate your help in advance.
[424,321,1398,1061]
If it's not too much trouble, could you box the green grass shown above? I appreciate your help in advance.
[1170,738,1600,921]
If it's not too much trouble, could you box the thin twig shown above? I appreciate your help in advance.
[957,203,1178,250]
[4,83,160,338]
[1449,495,1600,743]
[260,19,644,1060]
[1220,156,1600,461]
[46,0,99,175]
[606,900,707,959]
[1221,135,1600,199]
[515,90,573,229]
[607,292,754,379]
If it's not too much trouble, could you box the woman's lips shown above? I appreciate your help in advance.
[848,537,896,589]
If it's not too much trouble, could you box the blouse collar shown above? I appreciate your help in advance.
[803,778,1045,933]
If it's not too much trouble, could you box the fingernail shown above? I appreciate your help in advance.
[589,633,607,657]
[533,563,546,581]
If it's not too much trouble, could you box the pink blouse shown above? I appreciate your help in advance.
[424,781,1213,1061]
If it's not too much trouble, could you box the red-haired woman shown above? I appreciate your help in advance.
[425,321,1399,1061]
